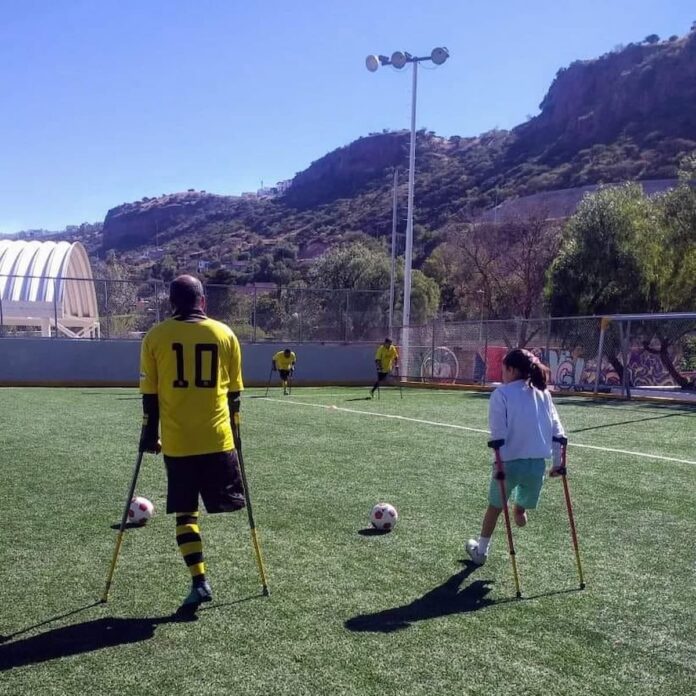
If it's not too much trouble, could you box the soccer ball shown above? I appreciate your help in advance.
[129,496,154,525]
[370,502,398,531]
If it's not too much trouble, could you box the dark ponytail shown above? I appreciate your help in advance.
[503,348,548,391]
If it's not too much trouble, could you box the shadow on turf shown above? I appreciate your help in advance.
[0,594,261,671]
[357,527,391,536]
[345,562,584,633]
[109,522,148,530]
[570,411,688,433]
[345,562,493,633]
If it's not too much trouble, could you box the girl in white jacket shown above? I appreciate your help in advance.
[467,348,566,566]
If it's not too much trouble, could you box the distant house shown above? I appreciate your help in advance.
[197,260,211,273]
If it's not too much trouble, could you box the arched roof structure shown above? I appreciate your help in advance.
[0,240,100,337]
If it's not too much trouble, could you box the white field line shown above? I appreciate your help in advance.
[261,397,696,466]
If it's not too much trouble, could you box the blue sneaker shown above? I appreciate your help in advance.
[183,579,213,606]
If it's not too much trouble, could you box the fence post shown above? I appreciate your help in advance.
[594,317,608,394]
[431,315,436,380]
[545,316,552,368]
[103,279,110,339]
[482,319,489,385]
[155,280,161,324]
[0,294,4,337]
[252,284,257,343]
[344,290,349,342]
[622,320,632,400]
[53,277,59,338]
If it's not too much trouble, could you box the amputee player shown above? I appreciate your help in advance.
[139,275,246,606]
[272,348,296,395]
[370,338,399,397]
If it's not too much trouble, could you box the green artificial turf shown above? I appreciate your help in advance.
[1,386,695,695]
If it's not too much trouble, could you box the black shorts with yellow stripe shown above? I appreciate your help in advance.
[164,450,246,514]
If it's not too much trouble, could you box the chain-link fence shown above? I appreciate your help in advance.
[3,272,694,396]
[0,274,391,343]
[400,314,696,397]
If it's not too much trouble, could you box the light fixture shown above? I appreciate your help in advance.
[365,54,380,72]
[390,51,407,69]
[431,47,449,65]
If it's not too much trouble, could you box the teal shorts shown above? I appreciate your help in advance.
[488,458,546,510]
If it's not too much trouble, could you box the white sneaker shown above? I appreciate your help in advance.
[466,538,487,566]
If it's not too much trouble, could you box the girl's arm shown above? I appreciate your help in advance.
[488,389,507,442]
[548,392,565,439]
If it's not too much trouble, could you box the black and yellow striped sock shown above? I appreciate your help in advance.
[175,512,205,583]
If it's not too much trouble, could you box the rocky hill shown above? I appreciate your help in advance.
[90,29,696,281]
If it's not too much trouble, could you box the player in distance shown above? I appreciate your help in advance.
[272,348,297,395]
[370,338,399,398]
[139,275,246,606]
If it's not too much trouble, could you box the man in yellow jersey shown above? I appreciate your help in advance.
[272,348,296,395]
[370,338,399,397]
[139,275,245,607]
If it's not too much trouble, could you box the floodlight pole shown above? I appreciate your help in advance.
[365,47,449,377]
[402,60,418,374]
[389,167,398,334]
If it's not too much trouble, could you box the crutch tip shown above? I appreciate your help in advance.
[262,586,270,597]
[580,582,586,590]
[515,591,522,599]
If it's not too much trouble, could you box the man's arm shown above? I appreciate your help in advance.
[139,394,161,453]
[139,336,161,453]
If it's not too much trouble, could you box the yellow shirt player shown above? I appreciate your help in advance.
[139,275,246,607]
[272,348,297,395]
[371,338,399,397]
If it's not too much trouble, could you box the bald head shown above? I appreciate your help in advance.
[170,275,204,314]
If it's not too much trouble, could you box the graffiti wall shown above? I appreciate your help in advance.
[413,343,688,389]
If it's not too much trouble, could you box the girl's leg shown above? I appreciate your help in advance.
[478,505,502,553]
[512,504,527,527]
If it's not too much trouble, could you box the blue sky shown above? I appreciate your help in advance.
[1,0,693,232]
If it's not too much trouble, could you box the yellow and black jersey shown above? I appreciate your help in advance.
[272,350,296,370]
[140,316,243,457]
[375,344,399,372]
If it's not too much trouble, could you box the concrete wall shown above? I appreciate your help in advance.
[0,338,377,387]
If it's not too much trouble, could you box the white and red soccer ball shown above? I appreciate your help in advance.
[370,502,398,531]
[129,496,154,525]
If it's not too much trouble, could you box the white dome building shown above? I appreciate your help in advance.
[0,239,100,338]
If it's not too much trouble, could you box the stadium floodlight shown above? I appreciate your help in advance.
[365,55,380,72]
[431,47,449,65]
[364,46,450,377]
[391,51,408,69]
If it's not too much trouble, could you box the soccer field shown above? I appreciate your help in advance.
[1,386,695,695]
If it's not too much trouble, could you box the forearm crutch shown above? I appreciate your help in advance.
[489,439,522,599]
[552,436,586,590]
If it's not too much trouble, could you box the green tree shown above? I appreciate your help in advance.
[547,183,696,387]
[546,184,658,317]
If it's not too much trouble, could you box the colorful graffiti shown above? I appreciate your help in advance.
[415,343,688,389]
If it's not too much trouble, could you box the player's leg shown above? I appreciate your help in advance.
[199,451,246,514]
[165,455,212,605]
[511,458,546,528]
[279,370,289,395]
[466,463,512,565]
[175,511,212,604]
[370,372,387,397]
